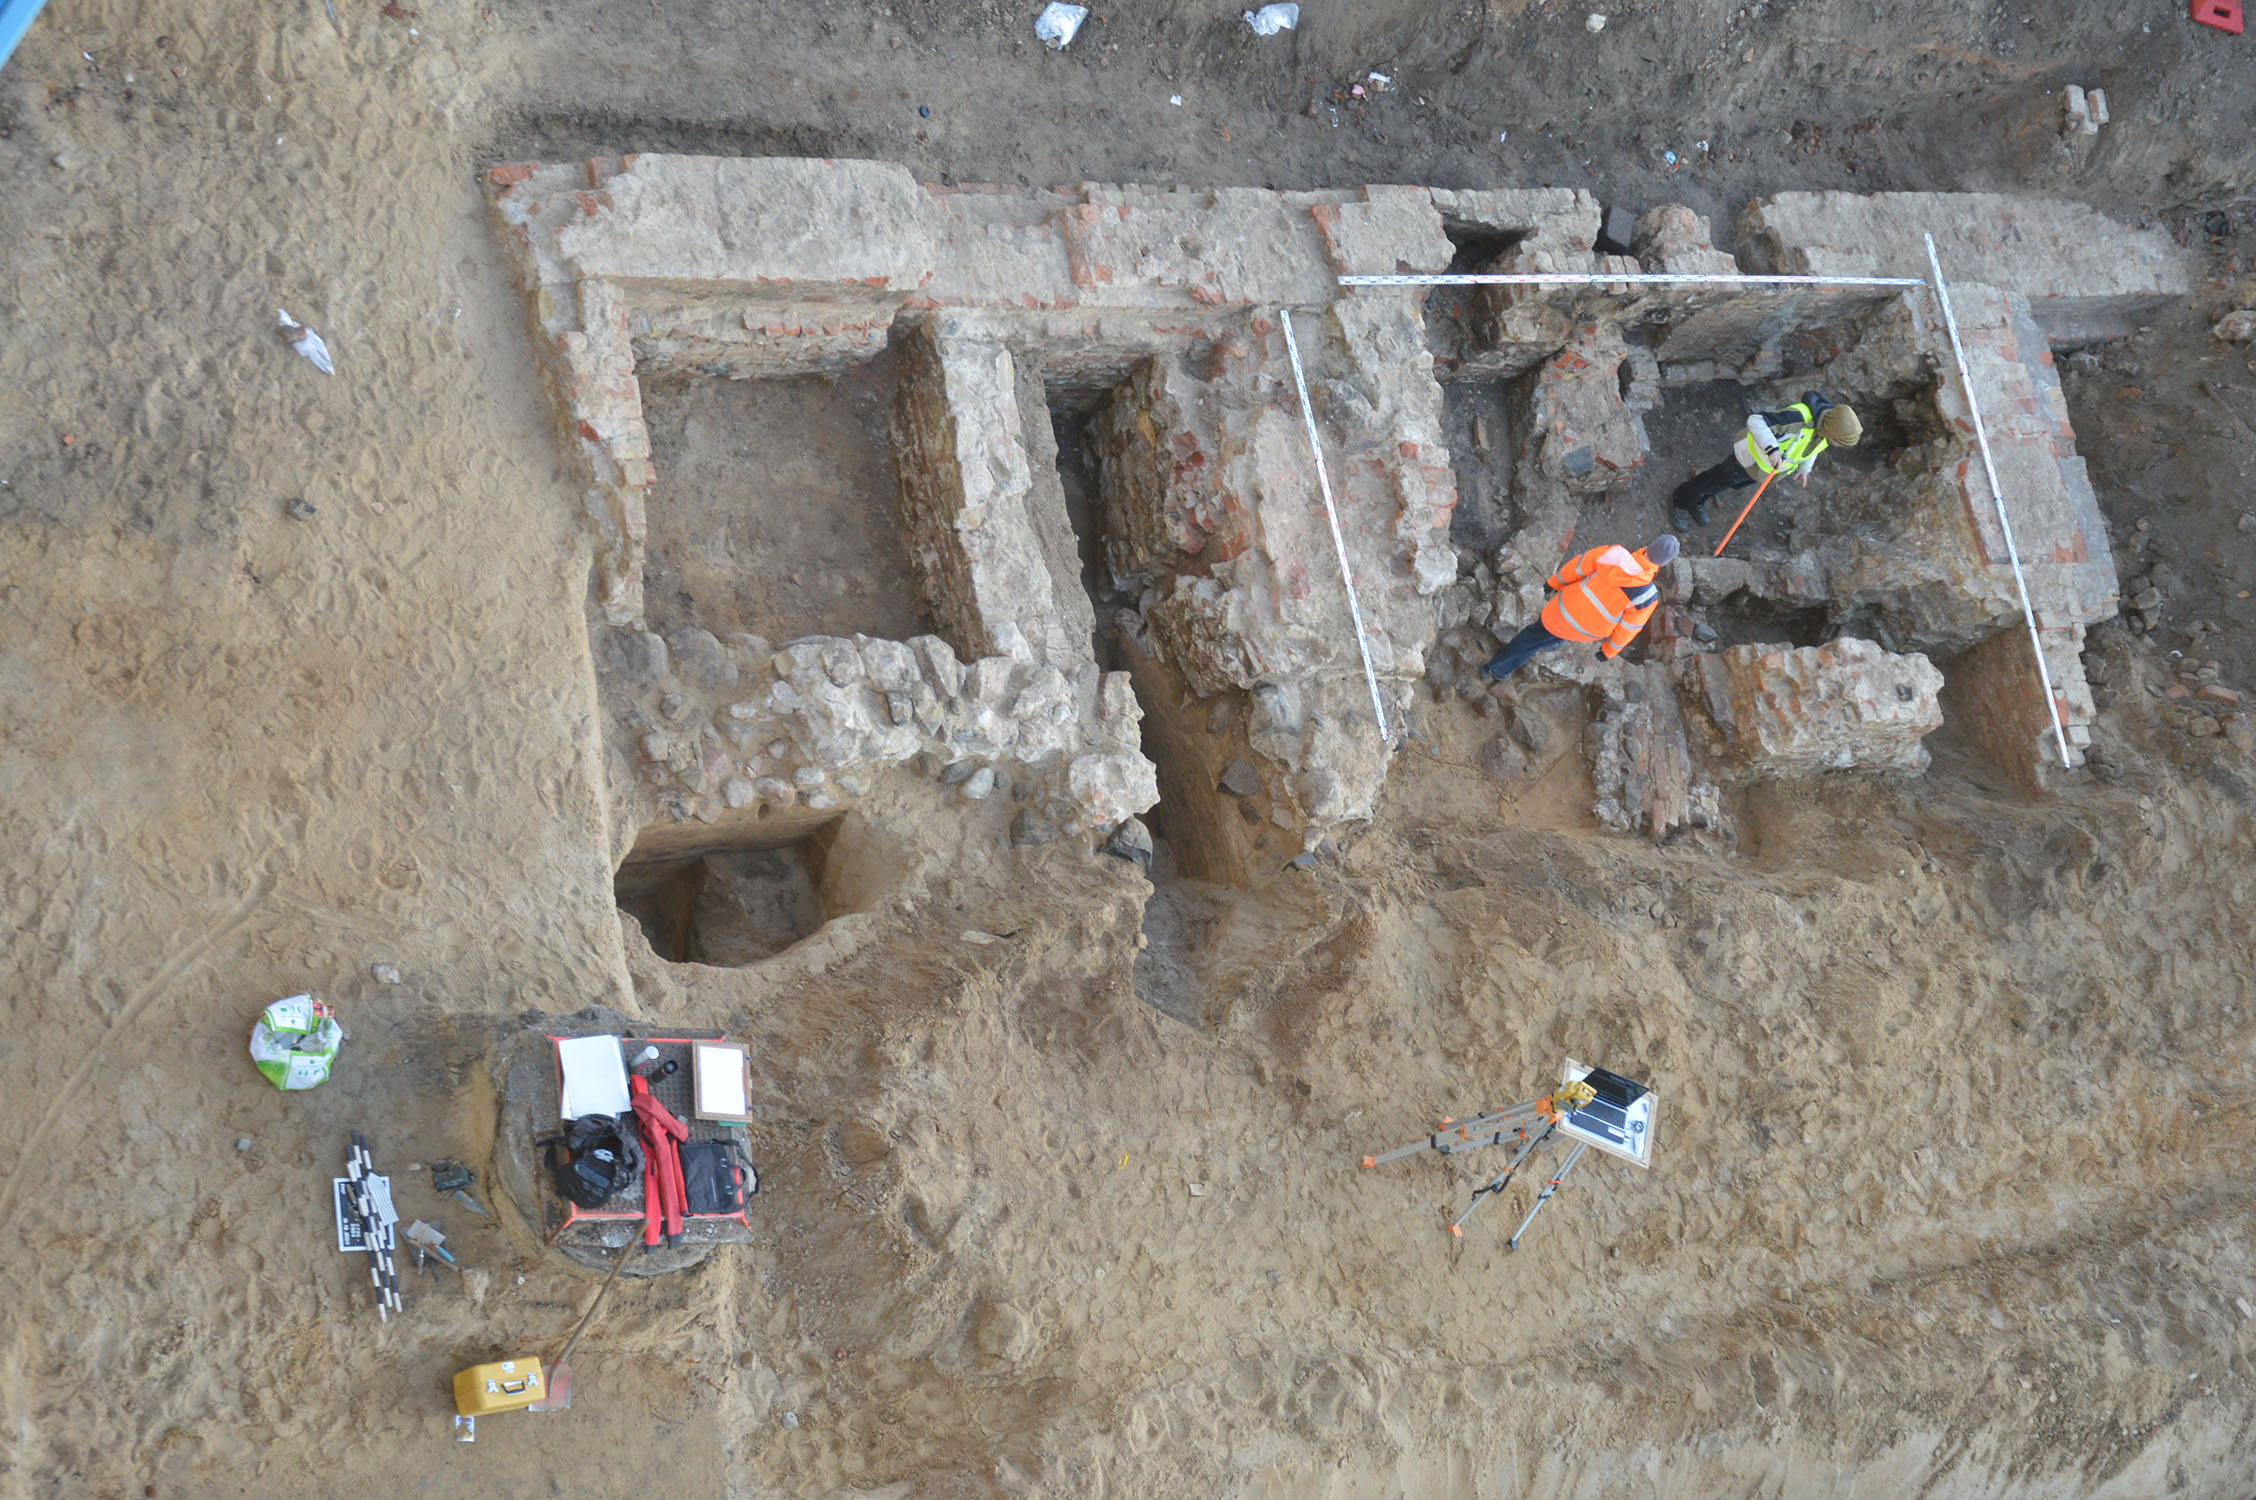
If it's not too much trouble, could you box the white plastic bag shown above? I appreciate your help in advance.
[278,308,334,375]
[1035,2,1087,49]
[1244,3,1298,35]
[249,994,345,1090]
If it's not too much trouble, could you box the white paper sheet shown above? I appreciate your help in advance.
[693,1043,749,1120]
[557,1034,630,1120]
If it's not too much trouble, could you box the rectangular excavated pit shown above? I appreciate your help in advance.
[638,365,932,644]
[614,814,841,967]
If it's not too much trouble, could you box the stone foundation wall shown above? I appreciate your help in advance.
[1736,190,2193,347]
[490,160,2172,852]
[1681,638,1945,781]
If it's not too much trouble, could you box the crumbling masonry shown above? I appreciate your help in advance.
[487,159,2188,875]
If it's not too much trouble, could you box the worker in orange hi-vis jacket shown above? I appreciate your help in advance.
[1479,533,1679,683]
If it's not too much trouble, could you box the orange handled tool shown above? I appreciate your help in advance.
[1712,468,1778,557]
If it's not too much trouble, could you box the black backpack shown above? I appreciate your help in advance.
[543,1114,641,1209]
[679,1139,757,1216]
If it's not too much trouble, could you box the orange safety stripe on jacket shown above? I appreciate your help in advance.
[1539,545,1661,658]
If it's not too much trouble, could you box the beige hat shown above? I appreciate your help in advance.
[1817,404,1862,446]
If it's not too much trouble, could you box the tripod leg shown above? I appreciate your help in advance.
[1448,1122,1555,1237]
[1507,1141,1588,1251]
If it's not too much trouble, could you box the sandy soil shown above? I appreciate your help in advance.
[3,1,2256,1497]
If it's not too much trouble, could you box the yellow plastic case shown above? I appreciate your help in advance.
[453,1358,545,1417]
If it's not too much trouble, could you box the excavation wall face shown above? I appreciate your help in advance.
[491,161,2157,858]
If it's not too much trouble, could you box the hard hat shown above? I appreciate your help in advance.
[1644,533,1680,566]
[1817,404,1862,446]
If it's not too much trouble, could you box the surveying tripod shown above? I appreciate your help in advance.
[1360,1081,1597,1247]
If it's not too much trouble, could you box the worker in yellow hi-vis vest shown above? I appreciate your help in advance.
[1671,391,1861,530]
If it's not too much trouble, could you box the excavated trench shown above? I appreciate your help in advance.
[1047,371,1271,1028]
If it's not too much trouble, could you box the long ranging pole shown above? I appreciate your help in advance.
[1279,307,1391,745]
[1337,272,1927,289]
[1922,234,2074,770]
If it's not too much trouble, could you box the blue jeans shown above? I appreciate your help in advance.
[1481,619,1567,680]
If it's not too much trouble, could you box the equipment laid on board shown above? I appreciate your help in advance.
[1360,1060,1657,1247]
[531,1032,758,1259]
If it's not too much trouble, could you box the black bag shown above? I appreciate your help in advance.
[679,1139,756,1216]
[543,1114,641,1209]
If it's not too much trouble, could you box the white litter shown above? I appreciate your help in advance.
[1034,2,1087,49]
[1244,3,1298,35]
[277,308,333,375]
[1365,71,1391,91]
[1586,12,1607,31]
[1169,93,1183,106]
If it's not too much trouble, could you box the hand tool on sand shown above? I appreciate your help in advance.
[1711,468,1779,556]
[527,1245,634,1412]
[1360,1064,1656,1247]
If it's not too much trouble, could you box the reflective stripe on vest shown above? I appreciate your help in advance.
[1576,580,1625,629]
[1735,403,1828,475]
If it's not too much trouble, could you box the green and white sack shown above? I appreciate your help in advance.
[250,994,345,1091]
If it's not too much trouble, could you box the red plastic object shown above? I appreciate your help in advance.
[2193,0,2243,35]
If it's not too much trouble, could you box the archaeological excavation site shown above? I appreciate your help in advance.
[5,2,2256,1496]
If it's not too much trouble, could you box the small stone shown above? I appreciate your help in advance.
[791,765,825,787]
[2213,310,2256,344]
[804,788,837,810]
[371,963,401,986]
[1478,735,1528,782]
[606,629,669,683]
[2189,716,2222,738]
[1513,711,1552,754]
[1010,808,1060,846]
[660,692,687,721]
[284,496,316,520]
[960,930,1003,946]
[1187,1182,1205,1197]
[960,767,996,801]
[639,732,672,762]
[2226,715,2255,752]
[722,777,758,809]
[236,1137,253,1151]
[753,775,795,806]
[2237,513,2256,534]
[766,740,789,759]
[1104,816,1154,869]
[1218,758,1263,798]
[2197,685,2239,705]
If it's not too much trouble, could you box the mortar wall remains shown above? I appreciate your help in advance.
[1682,638,1945,780]
[1736,190,2193,346]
